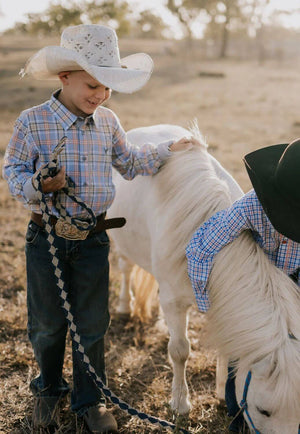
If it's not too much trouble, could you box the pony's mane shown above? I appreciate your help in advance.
[154,126,300,414]
[208,233,300,414]
[153,128,232,282]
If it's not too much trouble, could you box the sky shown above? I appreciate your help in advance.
[0,0,299,33]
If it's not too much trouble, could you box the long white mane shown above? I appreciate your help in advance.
[208,234,300,414]
[154,127,300,415]
[153,126,232,283]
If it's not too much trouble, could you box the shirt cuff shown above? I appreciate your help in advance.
[157,140,174,160]
[23,177,40,203]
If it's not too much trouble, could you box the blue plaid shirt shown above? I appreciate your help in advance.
[3,91,171,218]
[186,189,300,312]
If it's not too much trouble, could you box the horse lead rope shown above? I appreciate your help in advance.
[32,140,190,434]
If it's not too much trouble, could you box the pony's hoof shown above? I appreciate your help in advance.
[154,317,168,334]
[169,398,191,415]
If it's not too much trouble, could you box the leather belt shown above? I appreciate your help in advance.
[31,212,126,238]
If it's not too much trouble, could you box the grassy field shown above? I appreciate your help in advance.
[1,34,300,433]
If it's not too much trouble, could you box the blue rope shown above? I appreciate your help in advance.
[240,371,260,434]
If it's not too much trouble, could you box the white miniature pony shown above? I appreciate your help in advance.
[107,124,300,433]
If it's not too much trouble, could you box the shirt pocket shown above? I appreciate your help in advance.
[90,145,112,187]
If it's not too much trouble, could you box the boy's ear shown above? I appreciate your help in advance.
[58,71,71,84]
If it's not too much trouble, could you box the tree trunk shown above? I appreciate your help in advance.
[219,3,230,58]
[219,22,229,58]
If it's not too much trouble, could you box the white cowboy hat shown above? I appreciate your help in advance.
[21,24,154,94]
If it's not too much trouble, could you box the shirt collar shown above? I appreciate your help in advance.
[49,90,94,130]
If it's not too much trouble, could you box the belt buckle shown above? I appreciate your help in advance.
[55,218,89,240]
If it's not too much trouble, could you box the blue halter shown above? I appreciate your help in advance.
[240,370,300,434]
[239,371,261,433]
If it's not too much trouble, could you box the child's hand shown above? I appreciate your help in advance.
[169,137,202,152]
[41,166,66,193]
[32,166,66,193]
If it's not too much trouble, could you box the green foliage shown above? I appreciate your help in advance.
[25,3,82,35]
[10,0,132,36]
[134,10,168,39]
[167,0,209,38]
[7,0,170,39]
[165,0,277,56]
[84,0,132,36]
[4,0,299,57]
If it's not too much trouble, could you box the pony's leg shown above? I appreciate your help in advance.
[116,255,134,316]
[161,296,191,414]
[216,354,228,400]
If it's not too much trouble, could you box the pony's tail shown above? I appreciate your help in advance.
[131,266,159,322]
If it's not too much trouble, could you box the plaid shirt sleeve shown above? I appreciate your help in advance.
[109,111,163,179]
[3,114,39,204]
[186,192,255,311]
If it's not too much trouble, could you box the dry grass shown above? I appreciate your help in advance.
[1,34,300,433]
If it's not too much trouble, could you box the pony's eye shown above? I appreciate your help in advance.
[256,406,271,417]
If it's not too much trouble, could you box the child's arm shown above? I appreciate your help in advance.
[3,117,38,205]
[94,108,196,179]
[186,190,257,311]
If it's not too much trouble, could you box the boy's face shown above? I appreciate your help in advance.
[58,70,111,117]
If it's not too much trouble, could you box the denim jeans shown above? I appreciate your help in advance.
[25,220,110,415]
[225,365,246,432]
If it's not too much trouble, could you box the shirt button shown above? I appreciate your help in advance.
[281,240,287,244]
[82,156,87,161]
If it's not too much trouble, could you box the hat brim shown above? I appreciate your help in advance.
[244,143,300,242]
[23,46,153,94]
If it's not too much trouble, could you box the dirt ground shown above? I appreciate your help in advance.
[1,34,300,433]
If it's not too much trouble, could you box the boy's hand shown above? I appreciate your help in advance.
[42,166,66,193]
[169,137,202,152]
[32,166,66,193]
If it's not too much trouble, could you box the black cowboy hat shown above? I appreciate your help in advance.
[243,138,300,243]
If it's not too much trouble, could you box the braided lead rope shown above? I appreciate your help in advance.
[42,137,97,232]
[31,154,191,434]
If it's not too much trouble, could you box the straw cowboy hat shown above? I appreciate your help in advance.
[21,24,153,94]
[244,138,300,243]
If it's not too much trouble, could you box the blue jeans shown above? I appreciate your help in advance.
[25,220,110,415]
[226,365,246,432]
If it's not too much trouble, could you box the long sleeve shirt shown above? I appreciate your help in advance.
[3,91,172,218]
[186,189,300,312]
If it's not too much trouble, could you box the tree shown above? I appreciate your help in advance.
[244,0,271,62]
[25,3,82,35]
[7,0,132,37]
[134,10,168,38]
[218,0,246,58]
[166,0,276,58]
[166,0,214,39]
[84,0,132,36]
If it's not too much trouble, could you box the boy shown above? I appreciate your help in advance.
[186,138,300,432]
[3,24,194,433]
